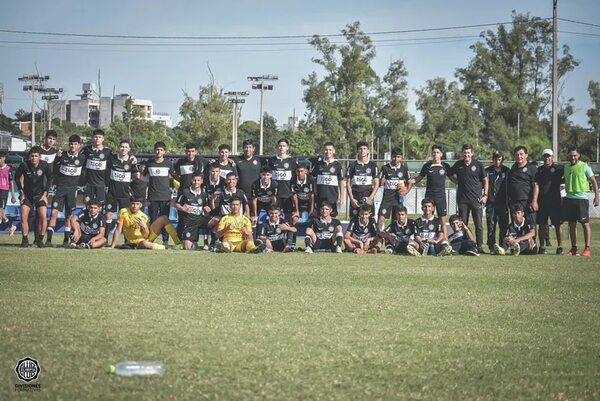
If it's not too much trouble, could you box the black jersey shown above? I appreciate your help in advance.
[145,158,174,202]
[129,177,148,201]
[347,160,378,194]
[292,176,315,209]
[508,162,536,203]
[76,210,105,236]
[15,160,53,198]
[485,165,510,206]
[419,161,451,196]
[217,161,238,179]
[205,177,225,198]
[447,227,467,245]
[535,164,564,205]
[449,159,486,204]
[309,217,341,240]
[269,156,297,198]
[259,217,287,243]
[380,163,409,203]
[385,219,416,243]
[414,216,443,241]
[506,216,535,238]
[108,154,136,199]
[40,146,58,171]
[83,145,112,186]
[312,158,343,203]
[215,188,248,216]
[177,188,210,220]
[346,216,378,242]
[250,179,278,211]
[174,157,207,192]
[53,151,86,188]
[236,156,262,199]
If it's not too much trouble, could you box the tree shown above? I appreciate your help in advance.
[588,80,600,161]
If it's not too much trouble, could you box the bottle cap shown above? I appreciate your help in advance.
[108,365,116,374]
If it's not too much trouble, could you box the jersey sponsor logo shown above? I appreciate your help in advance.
[317,174,339,186]
[184,204,203,215]
[471,165,477,172]
[219,170,229,178]
[272,170,292,181]
[41,154,56,163]
[111,170,131,182]
[149,167,170,177]
[180,164,195,175]
[384,180,400,190]
[352,175,373,186]
[86,159,107,171]
[59,165,82,176]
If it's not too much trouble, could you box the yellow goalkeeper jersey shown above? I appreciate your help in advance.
[218,213,252,243]
[117,208,149,243]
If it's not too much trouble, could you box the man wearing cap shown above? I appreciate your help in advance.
[507,146,537,222]
[532,149,564,254]
[484,151,510,254]
[561,145,599,256]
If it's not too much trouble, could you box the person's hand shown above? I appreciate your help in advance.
[11,194,17,204]
[531,200,539,211]
[594,196,599,207]
[479,194,488,205]
[251,215,258,225]
[365,196,373,205]
[408,178,416,185]
[40,194,48,204]
[350,197,360,208]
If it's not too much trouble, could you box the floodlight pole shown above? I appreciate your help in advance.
[248,75,278,155]
[552,0,558,158]
[18,74,50,146]
[225,91,249,154]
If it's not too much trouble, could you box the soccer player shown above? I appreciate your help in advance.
[344,204,379,254]
[105,140,137,239]
[346,141,379,218]
[448,144,488,253]
[173,143,208,192]
[216,144,238,178]
[82,128,112,204]
[494,205,537,256]
[532,148,564,255]
[213,173,249,217]
[484,151,510,254]
[304,201,344,253]
[409,144,450,233]
[46,134,87,247]
[378,148,412,231]
[129,161,148,201]
[0,151,17,235]
[110,196,180,250]
[413,198,452,256]
[69,200,107,249]
[215,195,257,253]
[144,141,175,245]
[15,146,53,247]
[507,145,536,219]
[447,214,479,256]
[292,163,315,221]
[561,145,599,256]
[257,205,297,252]
[312,143,344,217]
[250,166,278,227]
[235,139,262,201]
[40,130,58,199]
[378,206,419,256]
[174,173,212,250]
[269,138,297,222]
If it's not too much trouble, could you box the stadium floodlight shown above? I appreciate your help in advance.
[18,74,51,145]
[247,74,278,155]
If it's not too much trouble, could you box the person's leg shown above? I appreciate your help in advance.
[148,215,181,245]
[583,222,592,248]
[471,202,484,251]
[458,202,470,226]
[486,205,496,251]
[569,221,578,250]
[20,204,31,244]
[90,236,107,248]
[36,203,48,243]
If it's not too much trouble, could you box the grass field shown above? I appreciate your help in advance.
[1,222,600,400]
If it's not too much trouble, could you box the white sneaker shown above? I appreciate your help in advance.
[335,245,343,254]
[440,244,453,256]
[305,247,313,253]
[510,243,520,256]
[407,244,421,257]
[494,243,505,256]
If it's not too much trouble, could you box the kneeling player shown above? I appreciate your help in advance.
[379,206,420,256]
[494,205,537,256]
[447,214,479,256]
[257,205,297,252]
[304,201,343,253]
[413,198,452,256]
[69,200,107,249]
[344,204,379,253]
[174,173,212,250]
[110,197,181,250]
[215,196,257,253]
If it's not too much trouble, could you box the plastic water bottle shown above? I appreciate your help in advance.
[109,361,165,376]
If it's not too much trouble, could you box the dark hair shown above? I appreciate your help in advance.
[462,144,473,151]
[154,141,166,150]
[45,130,58,139]
[119,139,131,147]
[88,200,102,208]
[277,138,289,146]
[396,206,408,215]
[320,201,334,209]
[0,151,6,158]
[225,172,237,179]
[356,141,369,150]
[242,139,255,147]
[268,204,280,212]
[323,142,335,148]
[295,163,308,170]
[260,166,271,174]
[432,144,443,152]
[29,146,42,155]
[391,147,403,157]
[567,145,579,154]
[511,204,524,214]
[218,144,231,152]
[68,134,81,144]
[229,195,242,204]
[513,145,528,154]
[449,214,462,224]
[192,172,204,179]
[92,129,105,137]
[421,197,436,207]
[209,162,220,171]
[130,196,145,204]
[358,204,372,214]
[185,143,197,150]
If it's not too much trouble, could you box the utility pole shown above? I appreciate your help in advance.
[224,91,249,154]
[40,87,63,130]
[0,83,4,115]
[248,74,278,155]
[552,0,559,157]
[18,74,50,146]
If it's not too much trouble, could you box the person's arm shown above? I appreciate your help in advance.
[215,220,232,239]
[369,177,380,203]
[339,177,345,206]
[70,215,82,243]
[462,224,474,241]
[292,194,299,216]
[480,175,489,205]
[91,227,106,244]
[250,198,258,224]
[9,168,16,203]
[515,228,536,243]
[110,222,123,248]
[531,182,540,211]
[346,177,358,208]
[278,221,297,233]
[589,174,599,207]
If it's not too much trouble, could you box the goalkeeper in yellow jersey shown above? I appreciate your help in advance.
[215,195,260,253]
[110,196,181,250]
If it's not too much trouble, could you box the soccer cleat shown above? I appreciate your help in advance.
[283,245,294,253]
[510,243,520,256]
[70,242,78,249]
[566,248,580,256]
[440,244,453,257]
[34,240,45,248]
[62,240,71,249]
[538,246,547,255]
[465,250,480,256]
[494,243,505,256]
[477,247,485,254]
[45,240,55,248]
[214,241,229,253]
[20,238,29,248]
[335,245,343,254]
[556,247,563,255]
[304,247,313,254]
[406,244,421,257]
[384,247,394,255]
[582,247,591,257]
[253,243,267,254]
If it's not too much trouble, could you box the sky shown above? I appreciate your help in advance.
[1,0,599,130]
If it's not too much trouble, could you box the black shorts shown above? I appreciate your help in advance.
[314,237,336,251]
[148,200,171,221]
[562,198,589,223]
[105,194,130,214]
[84,185,106,204]
[21,195,47,209]
[277,197,295,215]
[538,201,562,226]
[181,215,212,242]
[349,191,374,218]
[394,241,409,254]
[426,192,447,217]
[0,189,8,209]
[76,233,94,244]
[52,186,77,213]
[269,239,286,252]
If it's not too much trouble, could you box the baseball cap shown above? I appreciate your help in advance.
[542,148,553,157]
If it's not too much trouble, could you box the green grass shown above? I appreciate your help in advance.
[1,222,600,400]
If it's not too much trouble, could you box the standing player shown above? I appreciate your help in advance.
[448,144,488,253]
[69,200,107,249]
[105,140,137,240]
[532,149,564,255]
[82,129,112,205]
[561,146,599,256]
[215,196,257,253]
[216,144,238,178]
[46,134,87,247]
[312,143,344,217]
[250,166,278,227]
[346,141,379,218]
[378,148,411,230]
[144,141,175,245]
[235,139,262,201]
[173,143,207,237]
[0,151,17,235]
[507,145,537,220]
[304,201,344,253]
[447,214,479,256]
[413,198,452,256]
[344,204,379,254]
[379,206,420,256]
[409,144,450,234]
[174,173,212,250]
[40,130,59,199]
[494,205,537,256]
[15,146,53,247]
[257,205,297,252]
[484,151,510,254]
[269,139,297,222]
